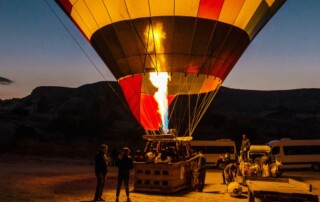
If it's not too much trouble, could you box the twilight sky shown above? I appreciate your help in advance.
[0,0,320,99]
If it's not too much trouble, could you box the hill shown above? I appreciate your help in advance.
[1,81,320,156]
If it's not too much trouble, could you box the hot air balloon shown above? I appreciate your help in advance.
[56,0,286,194]
[55,0,285,136]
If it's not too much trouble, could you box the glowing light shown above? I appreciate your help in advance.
[150,72,170,134]
[144,22,166,71]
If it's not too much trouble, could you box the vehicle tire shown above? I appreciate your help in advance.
[312,162,320,171]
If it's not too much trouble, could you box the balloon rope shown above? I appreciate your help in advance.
[172,73,185,134]
[190,86,204,133]
[189,92,209,132]
[193,89,215,126]
[190,85,221,135]
[168,95,179,135]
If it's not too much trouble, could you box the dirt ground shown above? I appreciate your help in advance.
[0,155,319,202]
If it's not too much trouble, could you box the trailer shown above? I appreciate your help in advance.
[246,178,319,202]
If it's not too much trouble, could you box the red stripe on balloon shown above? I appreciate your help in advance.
[198,0,224,20]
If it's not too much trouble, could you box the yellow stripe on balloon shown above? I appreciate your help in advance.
[234,0,261,29]
[103,0,129,24]
[265,0,276,7]
[244,1,270,39]
[149,0,174,16]
[175,0,200,17]
[71,0,97,38]
[125,0,149,19]
[219,0,245,25]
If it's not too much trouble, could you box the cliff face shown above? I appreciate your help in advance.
[1,81,320,156]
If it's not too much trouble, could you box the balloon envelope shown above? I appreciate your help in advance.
[56,0,285,132]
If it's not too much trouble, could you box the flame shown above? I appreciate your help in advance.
[145,22,169,133]
[150,72,170,133]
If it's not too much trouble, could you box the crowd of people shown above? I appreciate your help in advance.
[139,142,185,164]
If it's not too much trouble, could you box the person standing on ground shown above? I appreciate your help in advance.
[188,151,206,192]
[240,134,250,162]
[116,147,134,202]
[94,144,108,201]
[219,153,231,184]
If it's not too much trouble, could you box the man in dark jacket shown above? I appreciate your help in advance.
[116,147,133,202]
[94,144,108,201]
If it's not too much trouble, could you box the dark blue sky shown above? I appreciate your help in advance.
[1,0,320,99]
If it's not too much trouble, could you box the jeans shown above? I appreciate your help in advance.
[94,173,106,200]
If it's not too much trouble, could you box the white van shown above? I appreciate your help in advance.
[267,138,320,171]
[190,139,237,167]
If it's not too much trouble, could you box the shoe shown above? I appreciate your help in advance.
[99,198,105,201]
[127,197,131,202]
[115,197,119,202]
[93,198,99,202]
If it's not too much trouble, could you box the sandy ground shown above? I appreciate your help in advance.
[0,155,319,202]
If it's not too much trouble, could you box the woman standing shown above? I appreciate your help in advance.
[115,147,133,202]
